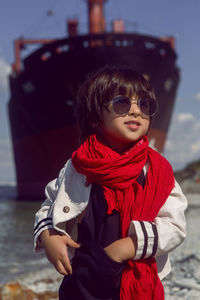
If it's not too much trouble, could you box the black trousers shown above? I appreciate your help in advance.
[59,240,125,300]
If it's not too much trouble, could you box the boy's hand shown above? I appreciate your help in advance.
[40,228,80,275]
[104,236,137,263]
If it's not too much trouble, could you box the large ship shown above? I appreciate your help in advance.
[8,0,180,200]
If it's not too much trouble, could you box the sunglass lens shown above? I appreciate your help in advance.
[112,96,131,114]
[140,98,157,116]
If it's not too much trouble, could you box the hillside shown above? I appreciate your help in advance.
[174,159,200,193]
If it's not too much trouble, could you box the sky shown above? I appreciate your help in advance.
[0,0,200,183]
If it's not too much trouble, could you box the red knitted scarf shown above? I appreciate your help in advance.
[72,134,174,300]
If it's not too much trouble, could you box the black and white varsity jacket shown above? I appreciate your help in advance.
[33,159,187,280]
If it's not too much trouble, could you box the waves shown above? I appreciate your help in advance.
[0,186,49,284]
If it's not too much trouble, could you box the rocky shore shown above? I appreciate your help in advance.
[1,192,200,300]
[163,193,200,300]
[174,159,200,194]
[0,268,62,300]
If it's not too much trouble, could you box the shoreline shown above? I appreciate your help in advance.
[1,193,200,299]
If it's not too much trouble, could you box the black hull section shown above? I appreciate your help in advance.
[8,33,180,200]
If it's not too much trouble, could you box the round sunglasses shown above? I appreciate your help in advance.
[108,95,157,117]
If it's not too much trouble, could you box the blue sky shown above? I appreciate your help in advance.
[0,0,200,183]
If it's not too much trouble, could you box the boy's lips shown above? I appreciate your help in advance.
[124,120,141,130]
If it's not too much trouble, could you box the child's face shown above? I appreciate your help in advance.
[101,95,150,153]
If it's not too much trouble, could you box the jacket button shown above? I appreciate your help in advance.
[63,206,70,213]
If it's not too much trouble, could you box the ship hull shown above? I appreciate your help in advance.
[8,33,180,200]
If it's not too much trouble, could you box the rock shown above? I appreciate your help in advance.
[0,281,58,300]
[174,159,200,194]
[172,278,200,291]
[187,289,200,300]
[0,268,62,300]
[181,179,200,194]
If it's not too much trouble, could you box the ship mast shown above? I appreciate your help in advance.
[87,0,107,34]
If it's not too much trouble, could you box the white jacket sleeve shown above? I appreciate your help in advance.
[33,165,67,252]
[128,180,187,260]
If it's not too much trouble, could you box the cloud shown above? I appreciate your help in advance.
[164,113,200,170]
[176,113,194,123]
[0,57,11,98]
[0,138,15,183]
[195,92,200,101]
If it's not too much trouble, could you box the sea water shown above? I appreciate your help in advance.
[0,184,49,284]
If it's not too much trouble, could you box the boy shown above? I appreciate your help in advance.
[34,66,187,299]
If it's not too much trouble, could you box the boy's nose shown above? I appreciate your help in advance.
[128,101,141,115]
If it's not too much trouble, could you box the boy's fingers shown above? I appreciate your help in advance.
[55,260,68,275]
[61,257,72,275]
[65,237,80,249]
